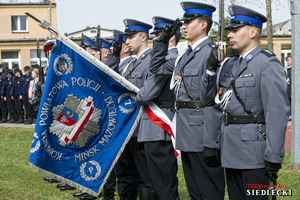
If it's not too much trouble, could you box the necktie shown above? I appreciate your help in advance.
[239,57,243,65]
[186,46,192,56]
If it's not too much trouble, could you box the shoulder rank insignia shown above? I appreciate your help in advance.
[261,49,275,57]
[246,54,254,61]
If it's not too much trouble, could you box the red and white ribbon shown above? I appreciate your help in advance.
[145,102,180,157]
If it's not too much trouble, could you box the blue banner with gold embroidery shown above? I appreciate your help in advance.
[29,35,142,197]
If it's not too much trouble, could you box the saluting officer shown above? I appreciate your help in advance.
[122,19,155,199]
[110,30,133,74]
[81,34,95,54]
[206,5,289,200]
[135,16,181,200]
[91,38,112,62]
[109,29,140,200]
[150,2,225,199]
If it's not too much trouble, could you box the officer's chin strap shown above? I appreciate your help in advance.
[215,90,232,110]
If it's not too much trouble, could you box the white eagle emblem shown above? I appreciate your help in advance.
[53,53,73,76]
[49,94,102,147]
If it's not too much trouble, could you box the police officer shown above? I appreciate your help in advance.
[2,69,16,123]
[206,5,289,200]
[135,16,181,200]
[91,38,111,62]
[13,68,25,123]
[81,34,95,54]
[109,29,140,200]
[22,66,34,124]
[0,64,8,123]
[110,30,133,74]
[150,2,225,199]
[122,18,155,199]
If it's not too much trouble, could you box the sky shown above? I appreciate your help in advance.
[7,0,292,34]
[54,0,291,34]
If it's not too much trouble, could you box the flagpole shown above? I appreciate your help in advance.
[25,12,140,94]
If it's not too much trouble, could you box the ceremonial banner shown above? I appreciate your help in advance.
[29,35,142,196]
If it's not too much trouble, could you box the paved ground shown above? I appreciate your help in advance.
[0,122,35,129]
[0,121,293,152]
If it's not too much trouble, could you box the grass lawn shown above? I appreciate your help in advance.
[0,126,299,200]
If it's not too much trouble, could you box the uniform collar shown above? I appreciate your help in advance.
[191,36,209,50]
[240,47,256,59]
[120,56,132,63]
[137,47,151,59]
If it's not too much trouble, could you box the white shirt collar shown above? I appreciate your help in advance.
[241,47,256,59]
[120,56,131,64]
[168,47,177,51]
[190,36,209,50]
[137,47,150,59]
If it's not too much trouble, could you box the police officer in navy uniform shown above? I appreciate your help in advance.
[122,19,156,199]
[110,30,134,74]
[110,29,140,200]
[205,5,289,200]
[22,66,34,124]
[150,2,225,199]
[0,64,8,123]
[2,69,16,123]
[81,34,95,54]
[135,16,181,200]
[13,68,25,123]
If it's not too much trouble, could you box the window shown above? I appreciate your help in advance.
[1,51,20,69]
[11,16,27,32]
[30,50,49,67]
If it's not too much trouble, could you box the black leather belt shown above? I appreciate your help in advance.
[155,101,173,108]
[223,113,265,125]
[175,100,203,110]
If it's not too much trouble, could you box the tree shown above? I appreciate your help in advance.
[266,0,274,52]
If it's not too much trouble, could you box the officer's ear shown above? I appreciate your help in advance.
[249,26,259,39]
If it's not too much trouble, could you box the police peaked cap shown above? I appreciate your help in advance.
[5,69,13,75]
[13,64,19,69]
[82,34,95,47]
[14,68,21,73]
[112,30,127,43]
[92,37,111,50]
[180,1,216,21]
[24,66,31,71]
[151,16,182,34]
[225,5,267,29]
[123,19,153,35]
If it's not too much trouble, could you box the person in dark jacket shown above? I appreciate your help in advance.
[22,66,34,124]
[2,69,16,123]
[14,68,25,123]
[0,64,8,123]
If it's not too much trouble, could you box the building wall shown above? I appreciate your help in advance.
[260,37,291,66]
[0,2,57,69]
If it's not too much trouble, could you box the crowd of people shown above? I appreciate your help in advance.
[0,64,44,124]
[7,1,290,200]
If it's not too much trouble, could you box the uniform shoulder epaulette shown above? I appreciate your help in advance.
[229,54,239,58]
[261,49,275,57]
[209,42,216,48]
